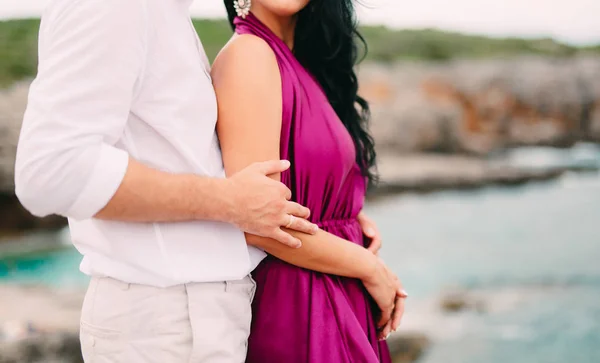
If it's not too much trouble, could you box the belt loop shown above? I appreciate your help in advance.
[225,280,230,292]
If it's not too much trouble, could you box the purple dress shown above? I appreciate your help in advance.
[235,14,392,363]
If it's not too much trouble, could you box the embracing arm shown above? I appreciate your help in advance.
[14,0,314,246]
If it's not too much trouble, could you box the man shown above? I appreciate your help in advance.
[14,0,320,361]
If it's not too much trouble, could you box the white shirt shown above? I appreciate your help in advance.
[14,0,266,287]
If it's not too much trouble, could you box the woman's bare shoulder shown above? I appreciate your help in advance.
[211,33,279,85]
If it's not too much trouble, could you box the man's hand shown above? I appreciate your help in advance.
[224,160,318,248]
[358,211,382,255]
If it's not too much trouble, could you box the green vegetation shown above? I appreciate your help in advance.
[190,19,234,63]
[1,18,599,87]
[0,19,40,87]
[360,26,597,62]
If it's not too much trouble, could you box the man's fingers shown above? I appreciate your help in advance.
[254,160,291,175]
[285,201,311,219]
[279,184,292,201]
[270,229,302,249]
[391,297,406,332]
[285,216,318,235]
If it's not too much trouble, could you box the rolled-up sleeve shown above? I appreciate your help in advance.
[15,0,148,219]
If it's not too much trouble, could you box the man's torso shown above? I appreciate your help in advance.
[39,0,265,286]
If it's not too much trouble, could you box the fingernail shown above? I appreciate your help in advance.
[312,224,319,233]
[281,160,291,168]
[385,333,391,340]
[400,289,409,297]
[365,228,375,236]
[295,242,302,249]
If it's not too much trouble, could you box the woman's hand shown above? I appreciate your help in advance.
[379,285,408,340]
[361,256,408,339]
[358,211,382,255]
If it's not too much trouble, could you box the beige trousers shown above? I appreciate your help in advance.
[79,276,256,363]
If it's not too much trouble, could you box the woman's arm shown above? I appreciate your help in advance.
[212,34,376,281]
[212,35,404,336]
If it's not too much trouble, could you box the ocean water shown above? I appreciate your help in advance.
[364,144,600,363]
[366,171,600,363]
[1,144,599,362]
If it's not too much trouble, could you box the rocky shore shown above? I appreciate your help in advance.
[0,285,80,363]
[0,333,82,363]
[0,82,66,236]
[371,152,598,197]
[361,56,600,155]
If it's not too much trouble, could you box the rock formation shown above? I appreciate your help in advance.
[361,56,600,155]
[0,82,66,235]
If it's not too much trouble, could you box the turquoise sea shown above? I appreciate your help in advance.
[1,144,599,363]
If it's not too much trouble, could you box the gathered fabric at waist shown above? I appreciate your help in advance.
[316,217,359,229]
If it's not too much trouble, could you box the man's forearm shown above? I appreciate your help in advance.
[246,229,377,281]
[96,158,232,223]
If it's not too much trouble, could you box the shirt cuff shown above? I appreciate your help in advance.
[66,144,129,220]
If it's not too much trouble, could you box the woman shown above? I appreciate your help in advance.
[212,1,407,362]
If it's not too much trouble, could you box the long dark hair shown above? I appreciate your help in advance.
[224,0,377,184]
